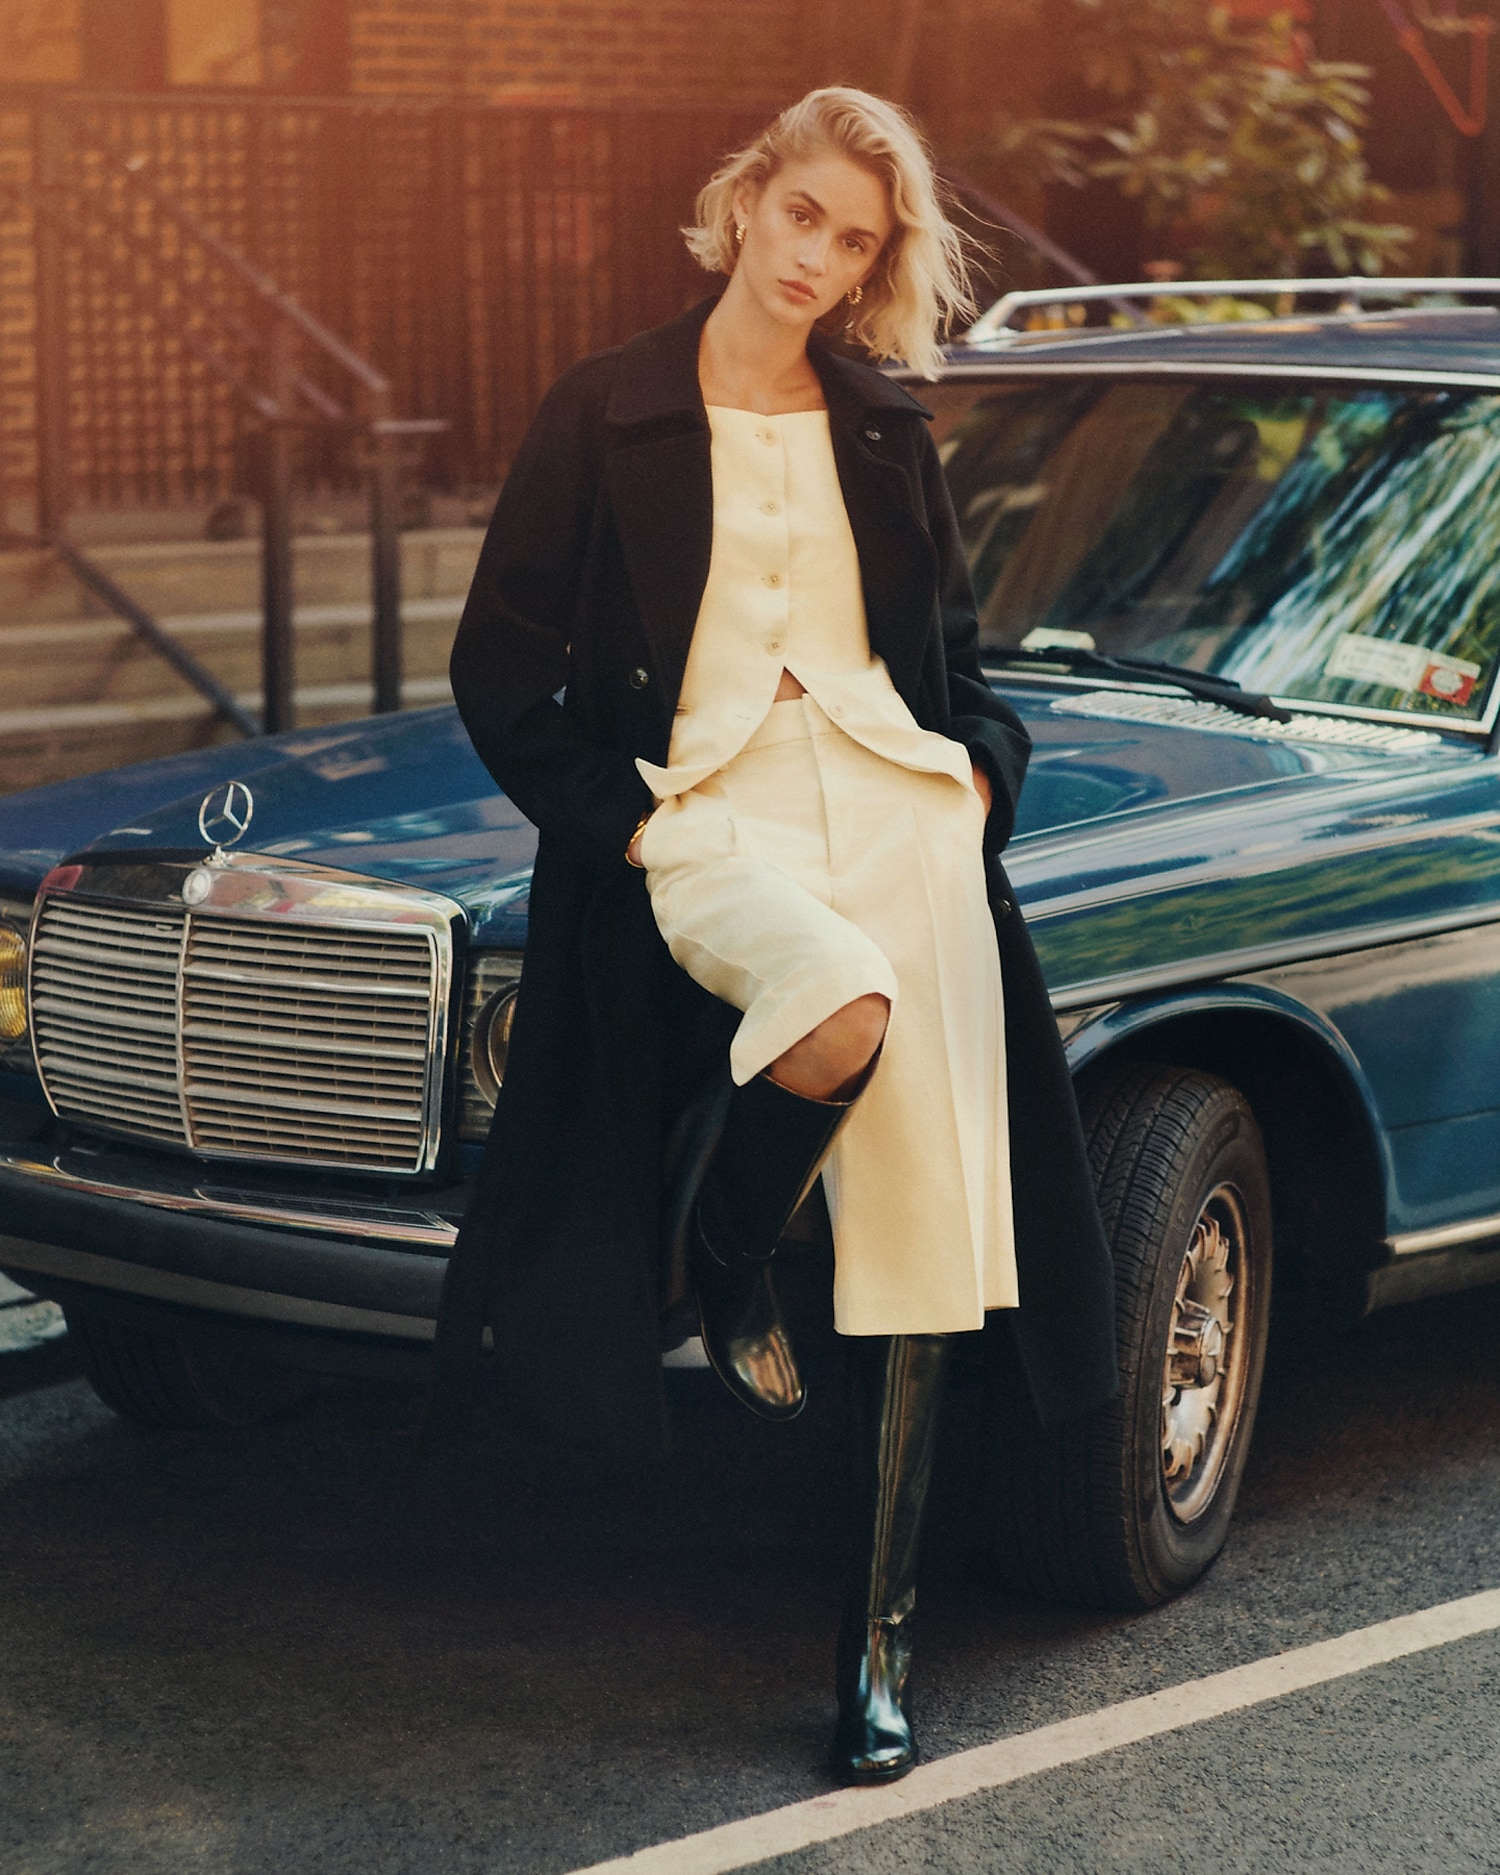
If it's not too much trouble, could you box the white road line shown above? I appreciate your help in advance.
[562,1585,1500,1875]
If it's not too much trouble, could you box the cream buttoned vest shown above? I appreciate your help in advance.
[636,405,972,801]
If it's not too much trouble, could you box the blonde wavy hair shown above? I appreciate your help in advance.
[682,87,977,380]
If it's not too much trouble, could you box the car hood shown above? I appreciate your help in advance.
[0,689,1471,949]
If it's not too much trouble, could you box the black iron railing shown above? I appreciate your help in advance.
[0,92,775,508]
[0,91,1087,737]
[2,137,444,731]
[0,91,783,731]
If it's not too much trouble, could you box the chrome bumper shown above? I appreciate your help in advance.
[0,1146,462,1342]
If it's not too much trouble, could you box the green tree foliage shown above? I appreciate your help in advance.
[992,1,1412,278]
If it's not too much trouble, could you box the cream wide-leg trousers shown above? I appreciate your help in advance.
[638,694,1018,1336]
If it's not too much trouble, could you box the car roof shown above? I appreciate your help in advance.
[937,308,1500,385]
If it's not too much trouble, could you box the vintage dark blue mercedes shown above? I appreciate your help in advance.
[2,282,1498,1613]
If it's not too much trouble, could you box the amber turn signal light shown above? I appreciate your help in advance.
[0,920,26,1045]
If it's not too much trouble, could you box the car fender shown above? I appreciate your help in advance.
[1060,979,1394,1298]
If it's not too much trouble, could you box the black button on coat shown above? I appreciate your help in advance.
[433,297,1118,1452]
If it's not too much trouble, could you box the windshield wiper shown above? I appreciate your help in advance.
[990,646,1294,724]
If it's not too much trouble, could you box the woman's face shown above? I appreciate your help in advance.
[732,152,893,333]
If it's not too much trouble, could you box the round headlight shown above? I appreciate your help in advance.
[470,983,519,1108]
[0,920,26,1045]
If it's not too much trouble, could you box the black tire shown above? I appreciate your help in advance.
[989,1063,1273,1611]
[64,1309,317,1430]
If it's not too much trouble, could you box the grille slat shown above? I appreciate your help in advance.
[182,1084,425,1123]
[39,1043,183,1081]
[35,973,179,1009]
[33,996,179,1037]
[185,965,430,998]
[184,996,426,1026]
[32,893,443,1173]
[183,1025,429,1064]
[31,900,185,1140]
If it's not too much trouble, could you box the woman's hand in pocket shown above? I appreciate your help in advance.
[970,760,993,819]
[626,808,655,869]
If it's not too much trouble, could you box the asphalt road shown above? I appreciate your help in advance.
[3,1272,1500,1875]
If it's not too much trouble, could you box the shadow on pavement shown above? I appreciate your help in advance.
[0,1277,1498,1874]
[0,1334,80,1401]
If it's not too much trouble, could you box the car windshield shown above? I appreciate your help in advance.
[941,378,1500,723]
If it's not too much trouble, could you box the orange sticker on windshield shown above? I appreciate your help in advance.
[1417,660,1478,706]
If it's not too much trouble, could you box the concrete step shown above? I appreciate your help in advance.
[0,674,455,797]
[0,531,481,793]
[0,529,484,625]
[0,598,460,711]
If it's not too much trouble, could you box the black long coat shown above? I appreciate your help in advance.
[432,297,1118,1452]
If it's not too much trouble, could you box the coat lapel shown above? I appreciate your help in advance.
[602,297,941,720]
[603,304,715,722]
[813,347,938,709]
[605,430,712,721]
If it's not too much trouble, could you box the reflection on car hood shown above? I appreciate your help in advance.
[0,691,1468,945]
[1006,683,1448,836]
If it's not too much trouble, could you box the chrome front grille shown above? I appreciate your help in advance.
[29,861,456,1175]
[31,900,187,1144]
[182,917,437,1168]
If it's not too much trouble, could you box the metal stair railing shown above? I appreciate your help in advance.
[51,541,259,739]
[3,146,445,735]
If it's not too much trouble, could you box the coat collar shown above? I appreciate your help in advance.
[603,294,934,431]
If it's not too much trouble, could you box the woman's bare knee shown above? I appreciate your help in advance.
[832,992,889,1065]
[769,993,889,1101]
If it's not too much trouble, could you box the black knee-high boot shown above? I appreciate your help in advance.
[832,1332,950,1784]
[664,1056,877,1420]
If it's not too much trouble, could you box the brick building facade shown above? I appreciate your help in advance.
[1,1,1481,260]
[0,0,1043,149]
[0,0,1051,534]
[347,0,805,106]
[3,0,1497,533]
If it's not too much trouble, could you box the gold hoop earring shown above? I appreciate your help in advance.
[734,223,746,248]
[847,283,864,307]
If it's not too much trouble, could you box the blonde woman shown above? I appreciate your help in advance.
[435,87,1117,1783]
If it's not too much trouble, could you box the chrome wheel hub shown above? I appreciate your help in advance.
[1169,1297,1225,1389]
[1162,1189,1248,1522]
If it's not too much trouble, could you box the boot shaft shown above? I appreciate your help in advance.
[699,1065,866,1268]
[843,1333,950,1623]
[832,1332,949,1784]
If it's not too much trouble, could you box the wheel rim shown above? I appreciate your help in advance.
[1161,1181,1252,1525]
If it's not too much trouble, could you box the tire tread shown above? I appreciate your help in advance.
[65,1310,223,1429]
[988,1062,1271,1611]
[64,1310,314,1430]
